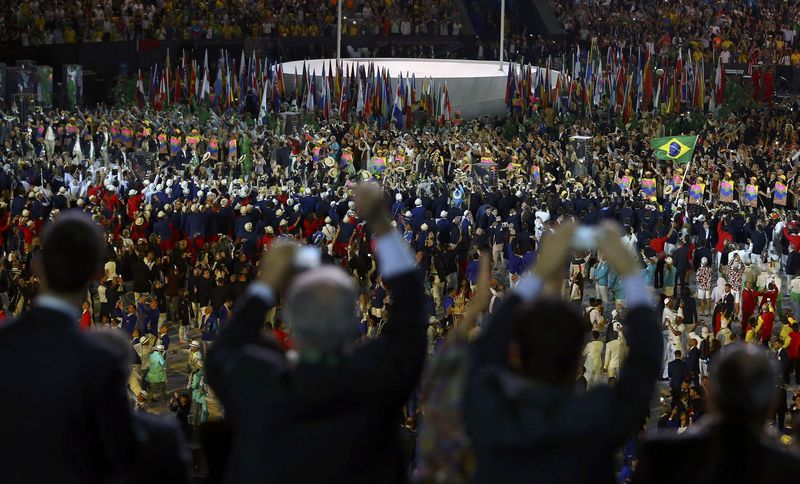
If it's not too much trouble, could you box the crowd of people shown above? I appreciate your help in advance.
[555,0,800,66]
[3,76,800,480]
[0,0,465,45]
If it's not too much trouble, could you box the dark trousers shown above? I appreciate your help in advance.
[676,270,688,291]
[794,359,800,385]
[655,258,665,288]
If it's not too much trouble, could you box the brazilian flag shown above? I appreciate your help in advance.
[650,135,698,164]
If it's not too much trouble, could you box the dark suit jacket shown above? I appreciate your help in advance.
[672,245,692,272]
[464,297,662,484]
[668,359,689,394]
[685,347,701,378]
[0,306,136,484]
[207,270,426,484]
[634,419,800,484]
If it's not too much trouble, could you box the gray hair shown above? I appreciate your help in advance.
[285,266,359,353]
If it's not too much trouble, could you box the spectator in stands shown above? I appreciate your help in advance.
[634,344,800,483]
[464,222,661,483]
[206,184,426,482]
[0,211,137,483]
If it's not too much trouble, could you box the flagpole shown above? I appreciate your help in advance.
[337,0,343,61]
[499,0,505,71]
[674,147,694,205]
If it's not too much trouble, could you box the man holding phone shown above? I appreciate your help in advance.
[207,183,426,483]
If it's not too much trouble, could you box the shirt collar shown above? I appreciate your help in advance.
[35,294,81,322]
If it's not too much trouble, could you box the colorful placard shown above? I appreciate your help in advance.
[745,184,758,207]
[774,182,787,206]
[689,183,705,205]
[719,180,734,203]
[641,178,657,201]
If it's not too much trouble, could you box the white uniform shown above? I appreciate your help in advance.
[604,338,626,379]
[582,340,604,386]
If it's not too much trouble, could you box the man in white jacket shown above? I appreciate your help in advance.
[604,331,627,379]
[582,330,604,386]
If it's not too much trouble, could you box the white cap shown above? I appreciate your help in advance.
[166,179,174,187]
[157,211,165,218]
[156,184,164,191]
[197,191,204,198]
[440,210,447,218]
[515,190,522,197]
[135,217,144,226]
[611,309,618,318]
[240,207,247,215]
[58,187,66,194]
[415,198,422,206]
[325,217,332,224]
[266,226,274,233]
[245,222,253,232]
[421,223,429,231]
[404,211,412,217]
[190,340,200,348]
[276,209,284,217]
[701,256,708,264]
[280,219,288,226]
[155,344,165,352]
[395,193,402,201]
[665,257,673,265]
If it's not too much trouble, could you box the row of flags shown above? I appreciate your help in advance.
[505,42,728,119]
[134,50,454,127]
[135,49,287,117]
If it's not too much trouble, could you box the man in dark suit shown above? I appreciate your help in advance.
[668,350,690,397]
[671,237,692,291]
[634,344,800,483]
[207,184,426,483]
[0,211,137,483]
[464,222,662,483]
[772,337,792,430]
[685,338,701,385]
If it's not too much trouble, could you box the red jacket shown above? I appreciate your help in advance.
[784,226,800,252]
[715,220,733,253]
[759,311,775,342]
[79,310,92,331]
[741,289,762,324]
[788,331,800,360]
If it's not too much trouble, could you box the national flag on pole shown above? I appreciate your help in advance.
[259,79,269,125]
[674,49,683,114]
[136,69,145,106]
[642,51,652,112]
[392,76,404,129]
[650,135,698,164]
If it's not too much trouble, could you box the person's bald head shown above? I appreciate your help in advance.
[709,344,779,432]
[285,265,358,354]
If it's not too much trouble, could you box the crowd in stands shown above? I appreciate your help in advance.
[0,0,465,45]
[556,0,800,65]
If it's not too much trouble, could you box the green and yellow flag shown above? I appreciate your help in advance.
[650,135,698,164]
